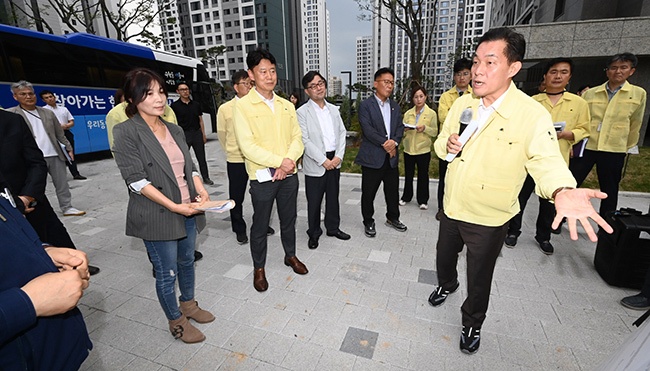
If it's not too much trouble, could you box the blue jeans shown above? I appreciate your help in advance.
[143,216,197,321]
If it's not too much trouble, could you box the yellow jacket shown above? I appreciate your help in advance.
[582,81,647,153]
[216,98,244,163]
[402,105,438,155]
[434,83,576,227]
[233,89,304,180]
[106,101,178,149]
[438,85,473,125]
[532,92,590,164]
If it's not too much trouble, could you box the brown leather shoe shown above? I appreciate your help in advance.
[253,268,268,292]
[284,256,308,275]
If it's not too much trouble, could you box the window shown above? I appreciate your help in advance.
[193,26,204,34]
[191,14,202,22]
[190,1,200,11]
[244,19,255,28]
[195,37,205,46]
[243,5,254,15]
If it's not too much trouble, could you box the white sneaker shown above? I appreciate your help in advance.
[63,207,86,216]
[419,204,428,210]
[399,200,406,206]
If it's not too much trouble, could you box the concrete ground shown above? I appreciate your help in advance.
[51,137,649,370]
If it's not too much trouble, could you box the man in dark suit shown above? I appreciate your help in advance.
[355,67,406,237]
[0,108,100,275]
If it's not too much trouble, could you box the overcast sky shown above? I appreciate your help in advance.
[327,0,371,82]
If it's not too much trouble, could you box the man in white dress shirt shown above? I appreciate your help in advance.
[297,71,350,249]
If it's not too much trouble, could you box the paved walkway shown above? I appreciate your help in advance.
[54,137,649,370]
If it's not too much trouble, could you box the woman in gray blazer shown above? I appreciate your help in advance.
[112,68,213,344]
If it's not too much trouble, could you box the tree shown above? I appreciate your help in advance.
[11,0,171,46]
[201,45,227,82]
[356,0,438,87]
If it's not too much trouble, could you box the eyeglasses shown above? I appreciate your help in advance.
[307,80,326,90]
[606,65,632,72]
[16,92,35,97]
[236,81,252,88]
[178,88,189,91]
[376,79,395,86]
[454,71,471,77]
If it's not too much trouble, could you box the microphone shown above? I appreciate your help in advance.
[458,108,473,135]
[457,108,473,158]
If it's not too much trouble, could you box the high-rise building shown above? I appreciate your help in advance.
[356,35,373,99]
[163,0,302,92]
[369,0,490,100]
[300,0,330,80]
[328,75,342,96]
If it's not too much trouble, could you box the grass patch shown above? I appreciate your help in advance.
[342,143,650,193]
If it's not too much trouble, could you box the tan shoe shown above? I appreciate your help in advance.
[180,299,215,323]
[168,315,205,343]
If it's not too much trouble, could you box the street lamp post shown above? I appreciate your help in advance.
[341,71,352,130]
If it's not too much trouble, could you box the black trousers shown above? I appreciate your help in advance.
[26,196,76,249]
[642,266,650,298]
[402,152,431,205]
[249,175,298,268]
[436,214,509,328]
[64,130,81,177]
[305,151,341,239]
[437,158,448,211]
[227,162,248,235]
[507,174,555,242]
[184,129,210,180]
[361,154,400,226]
[569,149,626,215]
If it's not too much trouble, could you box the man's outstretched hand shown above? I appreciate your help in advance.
[552,188,613,242]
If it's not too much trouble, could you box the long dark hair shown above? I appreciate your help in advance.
[123,68,167,118]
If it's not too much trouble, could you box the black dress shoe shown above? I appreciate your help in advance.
[364,222,376,238]
[326,230,351,240]
[88,265,100,276]
[73,175,87,180]
[385,219,407,232]
[203,178,214,185]
[194,251,203,262]
[308,237,319,249]
[267,226,275,235]
[253,268,268,292]
[236,233,249,245]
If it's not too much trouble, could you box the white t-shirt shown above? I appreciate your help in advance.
[43,104,74,127]
[23,109,58,157]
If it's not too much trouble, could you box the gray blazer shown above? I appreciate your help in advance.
[112,114,206,241]
[297,100,347,177]
[354,96,404,169]
[7,106,72,162]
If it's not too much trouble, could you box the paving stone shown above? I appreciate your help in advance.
[417,268,437,285]
[339,326,379,359]
[223,263,252,280]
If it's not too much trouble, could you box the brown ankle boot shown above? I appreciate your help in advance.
[168,315,205,343]
[179,299,215,323]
